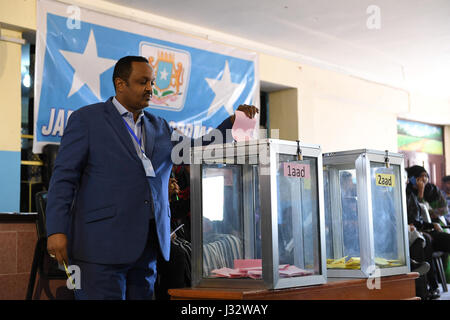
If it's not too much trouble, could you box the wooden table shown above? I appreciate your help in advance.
[169,272,419,300]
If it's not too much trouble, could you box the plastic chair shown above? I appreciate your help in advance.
[26,191,70,299]
[418,203,449,292]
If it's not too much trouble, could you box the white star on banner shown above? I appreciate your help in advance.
[205,61,245,117]
[159,68,169,80]
[60,29,116,100]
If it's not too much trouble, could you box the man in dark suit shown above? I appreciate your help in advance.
[45,56,257,299]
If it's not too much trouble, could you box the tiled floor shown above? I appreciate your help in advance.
[437,283,450,300]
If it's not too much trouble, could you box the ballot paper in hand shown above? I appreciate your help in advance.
[232,110,258,141]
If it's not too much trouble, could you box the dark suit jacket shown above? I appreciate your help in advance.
[46,97,232,264]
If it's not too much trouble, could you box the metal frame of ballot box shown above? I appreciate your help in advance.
[190,139,327,290]
[323,149,410,278]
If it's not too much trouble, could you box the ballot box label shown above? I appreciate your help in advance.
[283,163,310,179]
[375,173,395,187]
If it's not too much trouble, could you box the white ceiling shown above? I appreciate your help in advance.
[104,0,450,99]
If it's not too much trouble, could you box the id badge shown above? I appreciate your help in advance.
[142,155,156,177]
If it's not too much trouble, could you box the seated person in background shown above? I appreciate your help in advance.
[155,176,189,300]
[424,181,450,293]
[424,183,449,223]
[408,223,431,299]
[403,169,431,299]
[169,165,191,242]
[406,165,450,298]
[441,175,450,225]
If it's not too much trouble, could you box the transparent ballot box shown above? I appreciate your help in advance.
[323,149,410,278]
[190,139,327,289]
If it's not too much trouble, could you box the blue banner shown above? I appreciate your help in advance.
[34,0,258,153]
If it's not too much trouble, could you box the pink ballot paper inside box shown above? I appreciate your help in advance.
[231,110,258,142]
[210,259,313,279]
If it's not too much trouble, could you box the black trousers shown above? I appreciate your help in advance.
[429,230,450,252]
[155,239,191,300]
[410,234,439,292]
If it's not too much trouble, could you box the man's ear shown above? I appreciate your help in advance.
[114,78,126,92]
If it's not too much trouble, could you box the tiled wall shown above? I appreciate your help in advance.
[0,220,72,300]
[0,221,37,299]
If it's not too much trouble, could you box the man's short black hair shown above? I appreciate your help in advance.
[112,56,149,90]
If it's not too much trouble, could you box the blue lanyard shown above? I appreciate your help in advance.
[122,117,146,155]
